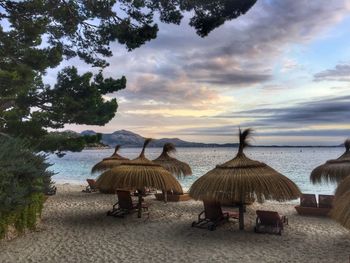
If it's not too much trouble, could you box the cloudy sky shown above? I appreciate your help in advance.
[59,0,350,145]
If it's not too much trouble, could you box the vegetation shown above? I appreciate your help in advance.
[36,131,103,155]
[0,193,44,239]
[0,136,53,239]
[0,136,53,213]
[0,0,256,151]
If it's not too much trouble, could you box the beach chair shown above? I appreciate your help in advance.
[45,185,57,195]
[254,210,288,235]
[132,187,156,197]
[191,200,239,231]
[82,179,98,193]
[300,194,317,207]
[107,190,148,218]
[295,194,332,216]
[318,194,334,208]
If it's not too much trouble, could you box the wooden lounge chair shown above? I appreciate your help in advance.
[191,200,239,231]
[300,194,317,207]
[318,194,334,209]
[254,210,288,235]
[45,185,57,195]
[295,194,333,216]
[82,179,98,193]
[107,190,148,218]
[132,188,156,197]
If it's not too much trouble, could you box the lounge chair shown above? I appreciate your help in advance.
[295,194,333,216]
[191,200,239,231]
[107,190,148,218]
[300,194,317,207]
[254,210,288,235]
[45,185,57,195]
[318,194,334,209]
[82,179,98,193]
[132,188,156,197]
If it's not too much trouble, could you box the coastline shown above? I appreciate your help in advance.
[1,184,349,262]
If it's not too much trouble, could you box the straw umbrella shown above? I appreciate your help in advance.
[153,143,192,179]
[189,129,301,230]
[91,145,129,174]
[310,139,350,184]
[331,190,350,229]
[335,176,350,198]
[330,176,350,229]
[96,139,183,218]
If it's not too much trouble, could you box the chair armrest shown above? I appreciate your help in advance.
[112,201,119,210]
[256,216,260,226]
[198,210,205,221]
[280,215,288,225]
[223,211,239,219]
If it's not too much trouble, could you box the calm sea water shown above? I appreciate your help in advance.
[48,147,342,195]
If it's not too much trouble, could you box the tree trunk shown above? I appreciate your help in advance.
[137,189,142,218]
[239,202,244,230]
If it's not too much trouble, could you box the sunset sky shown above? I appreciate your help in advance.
[53,0,350,145]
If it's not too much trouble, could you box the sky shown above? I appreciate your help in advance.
[55,0,350,145]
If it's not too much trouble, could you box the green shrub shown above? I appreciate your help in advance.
[0,193,44,239]
[0,136,53,219]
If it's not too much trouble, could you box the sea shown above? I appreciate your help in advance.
[48,147,342,196]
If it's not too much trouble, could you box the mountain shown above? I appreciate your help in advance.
[80,129,238,148]
[80,130,97,136]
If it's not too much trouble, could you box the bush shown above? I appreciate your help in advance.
[0,136,53,217]
[0,193,44,239]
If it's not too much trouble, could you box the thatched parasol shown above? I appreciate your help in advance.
[96,138,183,217]
[189,128,301,230]
[153,143,192,179]
[91,145,129,174]
[310,139,350,184]
[331,190,350,230]
[335,176,350,198]
[331,176,350,229]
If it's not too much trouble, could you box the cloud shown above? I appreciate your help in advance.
[188,71,271,85]
[54,0,350,144]
[117,73,233,111]
[174,125,350,138]
[104,0,350,99]
[257,129,350,137]
[99,0,350,94]
[217,95,350,128]
[314,64,350,82]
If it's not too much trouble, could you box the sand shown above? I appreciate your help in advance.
[0,184,349,263]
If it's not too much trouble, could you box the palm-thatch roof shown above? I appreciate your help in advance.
[189,129,301,203]
[97,138,183,218]
[91,145,129,174]
[189,128,301,230]
[96,139,183,194]
[331,190,350,229]
[310,139,350,184]
[153,143,192,178]
[335,176,350,198]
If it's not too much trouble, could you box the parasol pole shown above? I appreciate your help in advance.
[137,189,142,218]
[239,194,245,230]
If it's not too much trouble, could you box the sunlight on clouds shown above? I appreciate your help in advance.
[58,0,350,145]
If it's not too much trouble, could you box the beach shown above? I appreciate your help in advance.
[1,184,349,263]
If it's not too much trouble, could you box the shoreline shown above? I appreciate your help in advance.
[1,184,349,262]
[83,145,345,150]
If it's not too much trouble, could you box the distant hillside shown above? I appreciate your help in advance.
[77,129,344,148]
[80,129,238,148]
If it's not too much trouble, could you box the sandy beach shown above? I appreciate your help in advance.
[1,184,349,263]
